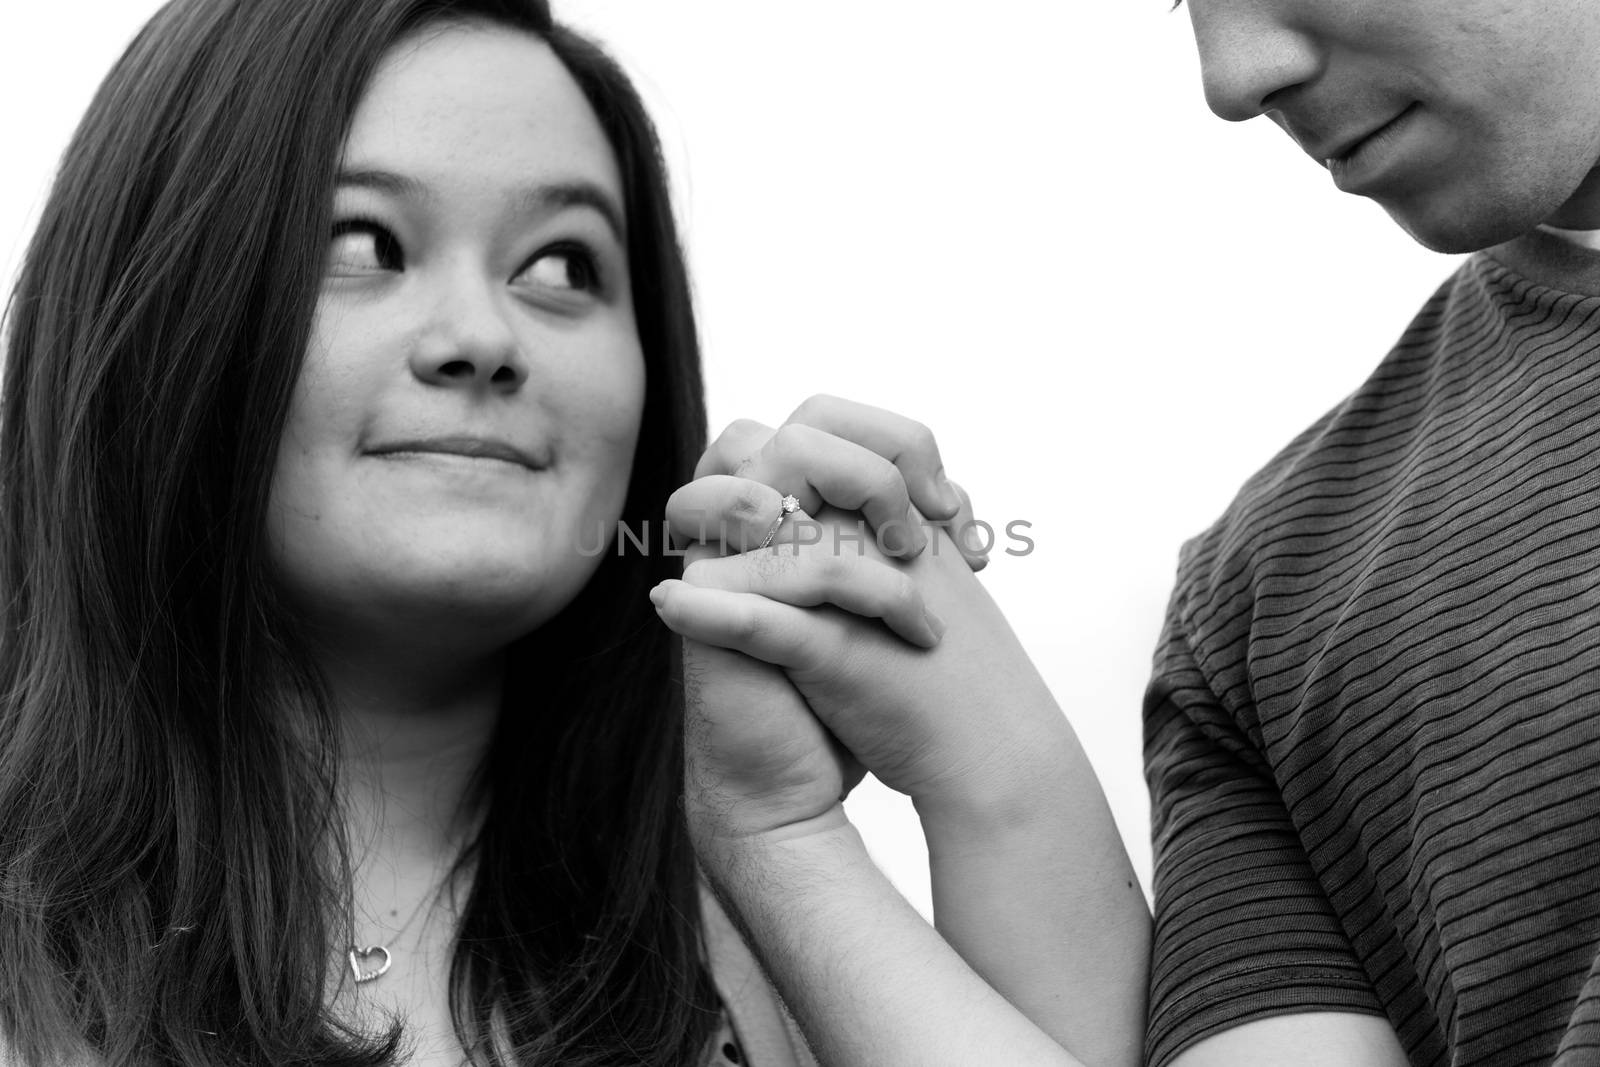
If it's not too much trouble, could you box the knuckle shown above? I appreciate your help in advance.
[694,442,730,479]
[752,545,798,580]
[770,422,808,452]
[721,417,766,440]
[906,418,937,449]
[883,572,921,614]
[730,485,769,525]
[887,569,919,610]
[790,393,835,421]
[731,603,766,644]
[818,550,852,585]
[711,421,773,472]
[868,460,909,505]
[904,419,938,457]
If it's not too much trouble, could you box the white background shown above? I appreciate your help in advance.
[1,2,1460,914]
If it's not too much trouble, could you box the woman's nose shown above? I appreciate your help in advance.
[408,269,529,393]
[1190,1,1322,123]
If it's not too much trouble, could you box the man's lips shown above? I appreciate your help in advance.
[1298,105,1417,167]
[366,435,548,470]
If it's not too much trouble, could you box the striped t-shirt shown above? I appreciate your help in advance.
[1144,230,1600,1067]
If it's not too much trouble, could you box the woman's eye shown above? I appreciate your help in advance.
[327,220,403,273]
[516,246,599,294]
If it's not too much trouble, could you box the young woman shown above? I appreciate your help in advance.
[0,1,749,1062]
[0,0,1150,1063]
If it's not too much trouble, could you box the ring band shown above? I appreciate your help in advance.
[757,494,801,549]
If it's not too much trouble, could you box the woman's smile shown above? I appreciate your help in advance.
[365,433,551,471]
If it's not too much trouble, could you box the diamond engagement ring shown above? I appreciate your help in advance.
[757,494,801,549]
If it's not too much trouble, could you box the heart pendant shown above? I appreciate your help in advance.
[348,944,392,984]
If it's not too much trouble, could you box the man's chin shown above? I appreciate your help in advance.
[1381,208,1498,255]
[1376,181,1574,255]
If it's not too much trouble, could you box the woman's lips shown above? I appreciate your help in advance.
[367,435,548,470]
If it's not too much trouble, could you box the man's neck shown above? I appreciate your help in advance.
[1544,166,1600,229]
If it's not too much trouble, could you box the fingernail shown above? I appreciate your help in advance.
[939,479,962,516]
[923,607,947,642]
[960,523,987,556]
[910,522,929,555]
[892,522,918,556]
[648,583,667,608]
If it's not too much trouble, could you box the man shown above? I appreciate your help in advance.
[661,3,1600,1064]
[1145,1,1600,1063]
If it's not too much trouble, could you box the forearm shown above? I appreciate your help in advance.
[697,815,1085,1067]
[916,729,1151,1067]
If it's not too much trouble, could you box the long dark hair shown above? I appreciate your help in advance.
[0,0,715,1064]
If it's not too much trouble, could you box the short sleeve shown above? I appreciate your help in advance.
[1142,581,1384,1067]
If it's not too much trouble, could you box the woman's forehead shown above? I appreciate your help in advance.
[341,21,622,210]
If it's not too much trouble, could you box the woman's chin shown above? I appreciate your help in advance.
[283,555,597,660]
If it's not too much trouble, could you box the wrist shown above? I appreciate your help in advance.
[690,800,858,870]
[694,809,879,913]
[910,735,1082,842]
[682,757,850,844]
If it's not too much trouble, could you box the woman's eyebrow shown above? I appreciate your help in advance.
[335,166,431,202]
[522,183,627,243]
[334,168,626,242]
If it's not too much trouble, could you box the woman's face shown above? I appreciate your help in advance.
[267,21,644,651]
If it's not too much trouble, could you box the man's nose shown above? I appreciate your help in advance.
[1190,1,1322,123]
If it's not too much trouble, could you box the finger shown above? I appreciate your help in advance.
[666,475,788,553]
[740,423,928,558]
[650,580,843,671]
[667,475,881,559]
[695,418,775,480]
[940,479,990,572]
[696,412,932,558]
[786,394,963,521]
[681,549,945,648]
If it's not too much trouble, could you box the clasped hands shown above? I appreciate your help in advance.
[652,395,1074,853]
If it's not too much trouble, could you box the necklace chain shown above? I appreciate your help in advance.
[348,869,452,986]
